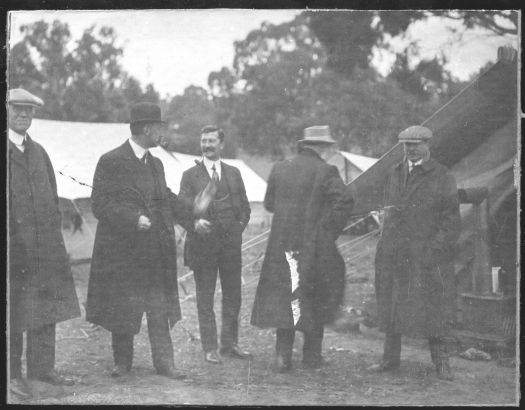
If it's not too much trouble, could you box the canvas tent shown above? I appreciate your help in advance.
[26,119,268,260]
[328,150,378,184]
[345,47,518,338]
[28,119,267,202]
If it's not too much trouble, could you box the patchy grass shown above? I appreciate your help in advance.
[10,224,518,405]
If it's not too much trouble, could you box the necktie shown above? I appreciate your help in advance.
[211,164,219,183]
[141,151,150,164]
[22,139,30,160]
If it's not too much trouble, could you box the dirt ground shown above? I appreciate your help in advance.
[9,226,519,405]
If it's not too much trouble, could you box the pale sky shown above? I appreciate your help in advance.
[8,10,518,97]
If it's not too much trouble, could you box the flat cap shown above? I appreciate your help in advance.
[8,88,44,107]
[398,125,432,142]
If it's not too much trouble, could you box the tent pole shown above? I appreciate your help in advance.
[458,187,491,294]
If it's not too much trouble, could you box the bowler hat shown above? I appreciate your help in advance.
[129,102,166,124]
[398,125,432,142]
[8,88,44,107]
[297,125,337,145]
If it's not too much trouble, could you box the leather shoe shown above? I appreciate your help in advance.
[111,364,130,378]
[272,355,292,373]
[32,369,75,386]
[204,350,222,364]
[302,357,330,369]
[9,378,32,399]
[220,344,253,360]
[157,366,187,380]
[436,361,454,381]
[367,359,400,372]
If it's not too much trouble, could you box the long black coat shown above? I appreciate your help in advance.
[251,148,354,333]
[86,141,191,334]
[375,158,460,338]
[179,161,251,270]
[8,137,80,333]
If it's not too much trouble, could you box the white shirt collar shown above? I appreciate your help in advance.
[9,128,26,151]
[128,138,149,159]
[408,158,423,170]
[202,157,222,178]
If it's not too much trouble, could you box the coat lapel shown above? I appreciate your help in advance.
[121,140,146,182]
[195,160,212,191]
[9,140,27,170]
[24,136,42,176]
[220,161,234,193]
[404,159,437,199]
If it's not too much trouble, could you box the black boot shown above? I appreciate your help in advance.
[373,332,401,371]
[434,340,453,381]
[428,337,439,366]
[273,328,294,373]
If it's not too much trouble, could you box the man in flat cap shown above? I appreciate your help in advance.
[86,102,192,379]
[251,126,353,372]
[373,125,460,380]
[8,88,81,398]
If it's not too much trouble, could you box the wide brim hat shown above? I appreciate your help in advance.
[129,102,166,124]
[297,125,337,145]
[398,125,432,142]
[8,88,44,107]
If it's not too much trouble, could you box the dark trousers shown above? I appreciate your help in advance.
[112,308,174,372]
[276,323,325,365]
[193,228,242,352]
[382,332,448,366]
[112,265,174,372]
[10,323,56,379]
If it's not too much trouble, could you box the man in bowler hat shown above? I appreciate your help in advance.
[86,102,192,379]
[8,88,80,399]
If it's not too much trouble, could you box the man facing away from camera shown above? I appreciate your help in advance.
[85,102,192,380]
[372,125,460,380]
[8,88,81,399]
[251,125,354,372]
[179,126,252,365]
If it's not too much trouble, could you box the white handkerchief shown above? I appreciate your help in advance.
[285,251,300,294]
[285,250,301,326]
[291,299,301,326]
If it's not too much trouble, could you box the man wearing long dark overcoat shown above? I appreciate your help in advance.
[86,103,191,379]
[373,125,460,380]
[8,88,80,399]
[179,126,252,365]
[251,125,354,372]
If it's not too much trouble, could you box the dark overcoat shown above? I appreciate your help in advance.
[375,157,461,338]
[250,148,354,333]
[85,141,191,334]
[179,161,250,270]
[8,137,80,333]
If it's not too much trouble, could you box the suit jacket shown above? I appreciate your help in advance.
[86,140,192,334]
[179,160,250,269]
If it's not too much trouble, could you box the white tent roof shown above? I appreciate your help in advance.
[28,119,266,202]
[339,151,378,172]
